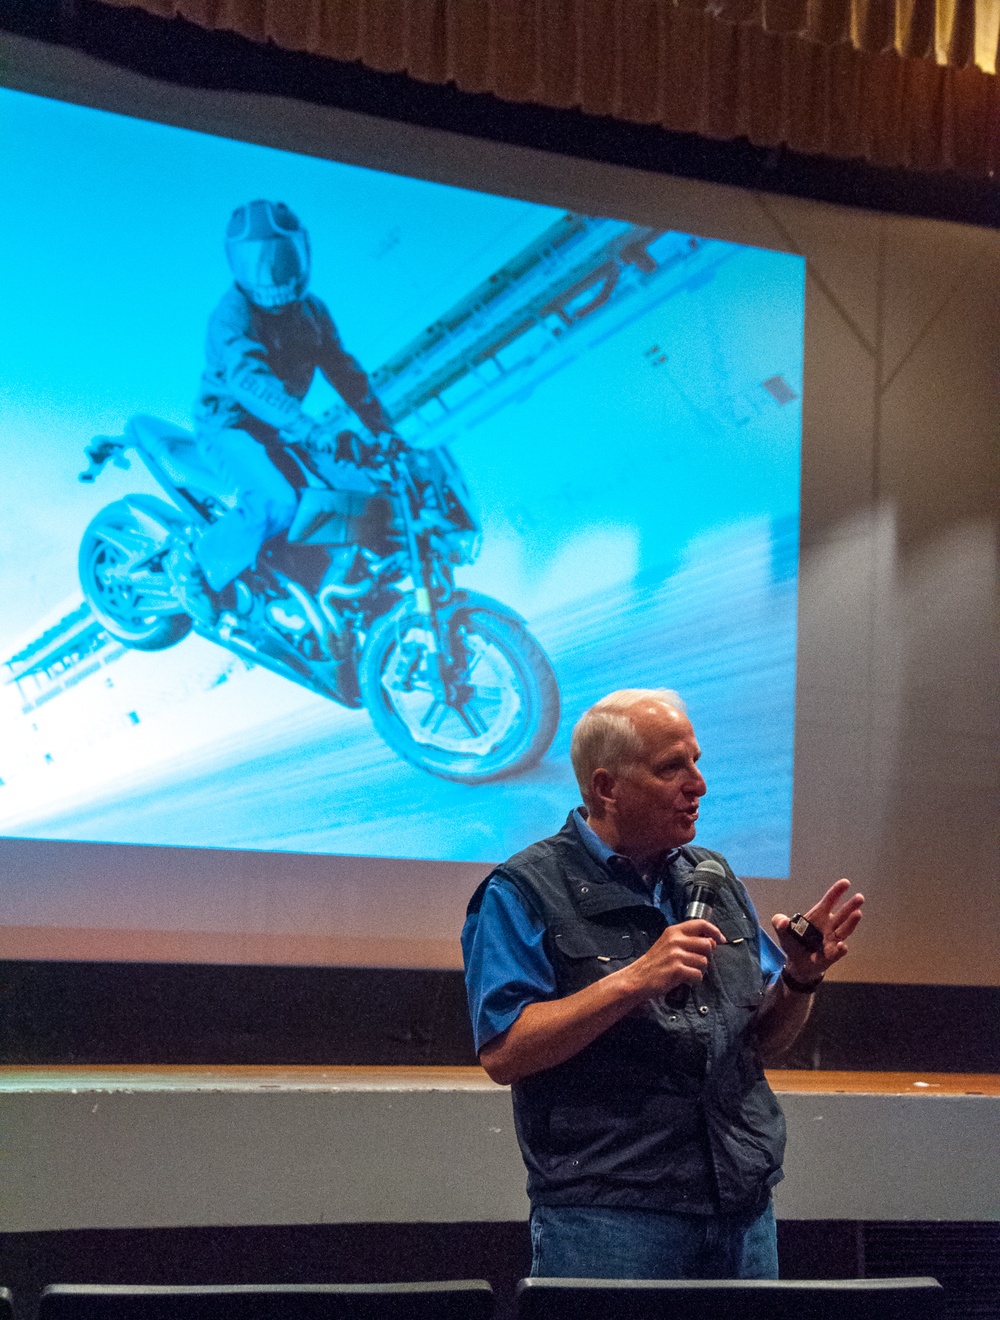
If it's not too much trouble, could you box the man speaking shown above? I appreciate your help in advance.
[462,689,863,1280]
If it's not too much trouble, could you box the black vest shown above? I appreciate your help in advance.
[468,815,786,1214]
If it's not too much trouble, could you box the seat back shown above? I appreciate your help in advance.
[515,1277,943,1320]
[40,1282,493,1320]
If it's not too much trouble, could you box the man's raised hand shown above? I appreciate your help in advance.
[772,879,864,983]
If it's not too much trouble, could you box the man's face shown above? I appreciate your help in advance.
[607,704,708,860]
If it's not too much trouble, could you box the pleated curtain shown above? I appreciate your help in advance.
[97,0,1000,177]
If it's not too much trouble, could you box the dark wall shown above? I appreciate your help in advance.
[2,961,999,1072]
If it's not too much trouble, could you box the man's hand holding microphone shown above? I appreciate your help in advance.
[622,859,728,999]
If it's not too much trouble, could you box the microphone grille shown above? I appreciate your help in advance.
[685,858,725,909]
[691,859,726,881]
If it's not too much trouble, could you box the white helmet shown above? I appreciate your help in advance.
[225,199,310,309]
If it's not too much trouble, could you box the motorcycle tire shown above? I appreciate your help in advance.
[358,596,560,783]
[79,503,193,651]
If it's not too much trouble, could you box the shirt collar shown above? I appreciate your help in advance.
[571,807,680,886]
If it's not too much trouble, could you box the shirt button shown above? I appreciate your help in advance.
[698,1005,710,1015]
[580,886,589,894]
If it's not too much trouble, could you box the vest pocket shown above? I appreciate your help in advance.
[550,920,636,963]
[712,940,768,1008]
[710,910,767,1008]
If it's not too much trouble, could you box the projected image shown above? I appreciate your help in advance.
[78,195,560,790]
[0,89,804,875]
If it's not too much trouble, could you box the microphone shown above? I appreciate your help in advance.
[683,858,726,921]
[660,858,728,1011]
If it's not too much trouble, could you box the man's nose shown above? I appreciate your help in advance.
[688,768,707,797]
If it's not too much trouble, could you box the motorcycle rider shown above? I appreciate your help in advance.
[168,198,395,623]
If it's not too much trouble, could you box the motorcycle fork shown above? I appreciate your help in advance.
[395,469,456,702]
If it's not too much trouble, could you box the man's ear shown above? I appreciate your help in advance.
[590,767,616,815]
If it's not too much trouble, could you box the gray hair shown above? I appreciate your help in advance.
[570,688,687,810]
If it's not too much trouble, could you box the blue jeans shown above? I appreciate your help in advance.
[529,1201,779,1280]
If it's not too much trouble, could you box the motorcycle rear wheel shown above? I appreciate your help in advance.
[358,596,560,783]
[79,504,193,651]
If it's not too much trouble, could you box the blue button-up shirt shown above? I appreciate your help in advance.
[461,808,785,1052]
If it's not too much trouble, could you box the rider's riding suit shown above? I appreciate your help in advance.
[180,199,392,606]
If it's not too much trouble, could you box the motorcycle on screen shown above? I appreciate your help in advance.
[77,418,560,782]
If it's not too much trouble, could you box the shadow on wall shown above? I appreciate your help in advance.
[793,508,997,988]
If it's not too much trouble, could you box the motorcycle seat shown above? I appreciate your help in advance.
[126,415,236,504]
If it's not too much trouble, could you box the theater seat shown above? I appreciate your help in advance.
[39,1282,493,1320]
[515,1277,944,1320]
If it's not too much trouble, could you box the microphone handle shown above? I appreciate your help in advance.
[666,889,717,1006]
[684,898,714,921]
[683,881,718,923]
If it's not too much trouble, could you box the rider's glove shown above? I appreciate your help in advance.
[333,430,365,464]
[367,430,407,463]
[278,413,323,449]
[307,420,363,456]
[306,427,337,454]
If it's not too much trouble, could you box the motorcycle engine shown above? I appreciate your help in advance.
[266,597,312,644]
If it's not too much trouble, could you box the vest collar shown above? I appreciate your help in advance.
[554,813,668,928]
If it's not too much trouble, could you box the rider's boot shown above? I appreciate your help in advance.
[165,544,223,628]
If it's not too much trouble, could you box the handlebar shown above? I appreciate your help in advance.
[79,436,129,483]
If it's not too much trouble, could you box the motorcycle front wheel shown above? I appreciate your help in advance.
[79,503,193,651]
[358,595,560,783]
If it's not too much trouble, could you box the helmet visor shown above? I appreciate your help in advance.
[228,231,309,308]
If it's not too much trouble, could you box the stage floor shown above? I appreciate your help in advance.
[2,1065,998,1094]
[2,1067,997,1231]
